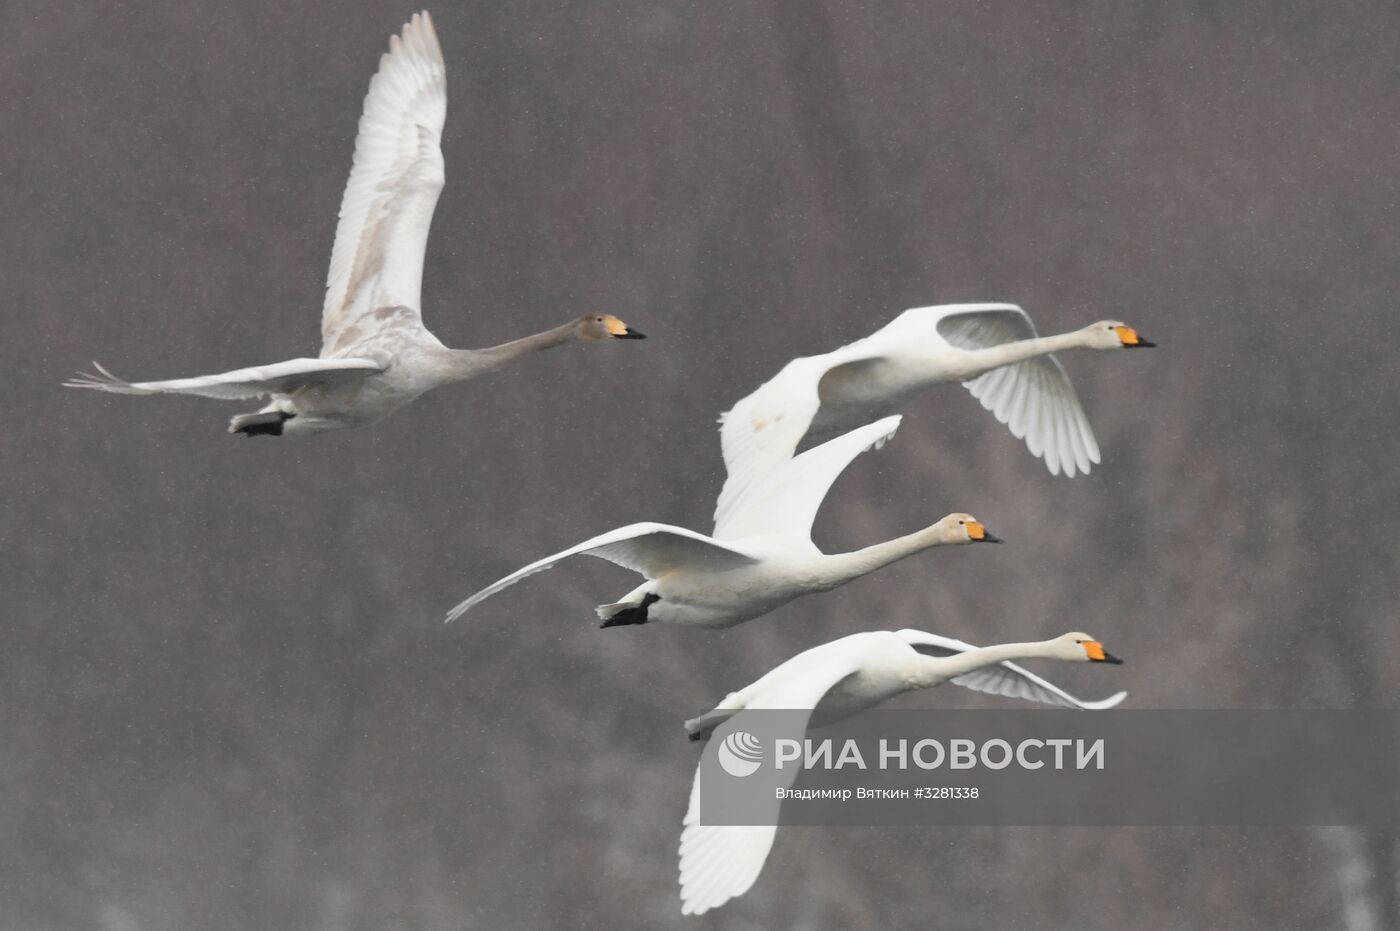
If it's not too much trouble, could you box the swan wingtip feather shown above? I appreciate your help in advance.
[1092,690,1128,710]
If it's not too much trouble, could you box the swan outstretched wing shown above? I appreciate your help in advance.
[715,342,888,533]
[713,415,901,543]
[904,304,1100,477]
[896,629,1126,710]
[321,12,448,357]
[445,523,758,622]
[679,653,862,916]
[63,358,384,401]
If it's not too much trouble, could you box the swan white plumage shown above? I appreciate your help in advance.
[678,629,1126,915]
[64,12,644,437]
[716,303,1154,526]
[445,415,1002,627]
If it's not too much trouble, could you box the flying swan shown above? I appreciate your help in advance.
[445,415,1000,627]
[716,304,1153,526]
[65,12,644,436]
[679,629,1126,915]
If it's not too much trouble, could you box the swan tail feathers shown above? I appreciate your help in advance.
[684,708,736,742]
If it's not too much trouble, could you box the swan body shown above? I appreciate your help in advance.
[717,303,1154,525]
[445,416,1001,628]
[678,630,1126,915]
[64,12,643,437]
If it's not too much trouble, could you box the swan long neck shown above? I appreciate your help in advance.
[959,330,1089,373]
[444,320,580,381]
[910,640,1057,689]
[820,525,950,585]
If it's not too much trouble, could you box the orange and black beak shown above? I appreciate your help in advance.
[1084,641,1124,664]
[605,317,646,340]
[1114,325,1155,348]
[967,521,1003,544]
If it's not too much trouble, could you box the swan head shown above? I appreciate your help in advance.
[935,513,1003,545]
[1084,320,1155,350]
[577,314,646,341]
[1055,632,1124,664]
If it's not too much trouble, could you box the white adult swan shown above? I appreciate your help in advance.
[678,629,1126,915]
[716,303,1153,525]
[445,415,1000,627]
[64,12,644,437]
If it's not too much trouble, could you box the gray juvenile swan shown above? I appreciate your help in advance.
[65,12,644,436]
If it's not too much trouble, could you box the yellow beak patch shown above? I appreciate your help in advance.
[604,316,630,337]
[966,521,986,540]
[1114,325,1141,346]
[1083,641,1108,661]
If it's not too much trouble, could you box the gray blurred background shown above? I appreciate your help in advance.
[4,1,1399,928]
